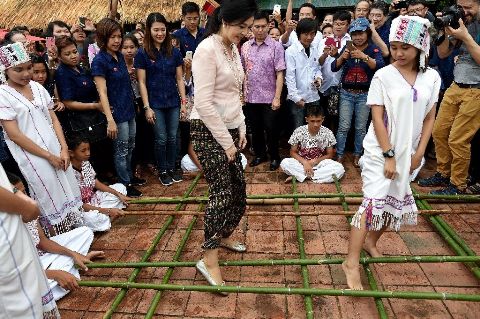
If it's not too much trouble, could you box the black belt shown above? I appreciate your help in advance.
[455,82,480,89]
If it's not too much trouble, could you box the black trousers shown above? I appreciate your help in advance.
[245,103,280,160]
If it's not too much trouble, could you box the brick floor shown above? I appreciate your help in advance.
[58,154,480,318]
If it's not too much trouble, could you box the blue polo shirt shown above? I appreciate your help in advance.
[55,63,98,103]
[173,27,206,57]
[134,47,183,109]
[91,50,135,123]
[376,19,391,48]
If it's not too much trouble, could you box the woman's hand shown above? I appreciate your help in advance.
[340,48,351,60]
[225,145,237,163]
[350,49,366,60]
[118,193,132,206]
[71,250,104,271]
[60,148,70,170]
[238,134,247,150]
[47,152,64,170]
[302,161,314,178]
[384,157,397,180]
[145,108,156,125]
[53,101,65,112]
[329,45,339,57]
[106,208,124,221]
[410,153,423,174]
[107,119,118,139]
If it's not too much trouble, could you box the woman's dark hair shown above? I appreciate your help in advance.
[136,22,146,30]
[182,1,200,15]
[321,23,333,33]
[6,171,22,186]
[67,135,90,151]
[55,36,77,56]
[371,1,389,16]
[305,104,325,118]
[204,0,258,39]
[299,3,317,17]
[11,26,29,33]
[124,33,140,48]
[30,54,51,84]
[2,30,24,45]
[296,18,318,35]
[96,18,123,51]
[144,12,173,59]
[45,20,70,37]
[333,10,352,24]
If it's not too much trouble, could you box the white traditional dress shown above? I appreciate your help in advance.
[26,220,94,300]
[0,164,60,318]
[353,65,441,231]
[74,160,128,232]
[0,81,83,235]
[280,125,345,183]
[181,153,248,172]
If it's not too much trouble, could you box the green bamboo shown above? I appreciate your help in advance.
[103,173,202,319]
[413,195,480,280]
[292,178,314,319]
[145,196,206,318]
[128,193,480,205]
[420,199,480,266]
[333,175,388,319]
[79,281,480,302]
[86,255,480,269]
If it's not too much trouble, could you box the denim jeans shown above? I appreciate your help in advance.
[114,118,136,185]
[288,99,321,130]
[153,107,180,172]
[336,89,369,157]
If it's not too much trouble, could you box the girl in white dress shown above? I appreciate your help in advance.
[0,43,83,236]
[342,16,441,290]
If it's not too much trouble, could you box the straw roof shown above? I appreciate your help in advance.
[0,0,206,29]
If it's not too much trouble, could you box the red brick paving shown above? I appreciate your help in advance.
[57,155,480,318]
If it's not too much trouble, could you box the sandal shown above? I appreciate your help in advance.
[465,182,480,195]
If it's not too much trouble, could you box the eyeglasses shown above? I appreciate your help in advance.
[407,7,426,15]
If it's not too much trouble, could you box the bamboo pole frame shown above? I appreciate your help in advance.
[333,175,388,319]
[103,174,202,319]
[78,281,480,302]
[291,178,314,318]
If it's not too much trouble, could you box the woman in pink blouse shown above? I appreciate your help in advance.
[190,0,258,293]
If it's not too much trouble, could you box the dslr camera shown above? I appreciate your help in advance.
[433,5,465,30]
[393,0,408,10]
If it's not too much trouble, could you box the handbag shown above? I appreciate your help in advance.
[327,86,340,116]
[66,109,107,143]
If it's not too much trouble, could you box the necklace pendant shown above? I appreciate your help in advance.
[412,87,418,102]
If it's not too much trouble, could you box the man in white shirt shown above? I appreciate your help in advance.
[285,18,323,129]
[280,2,323,48]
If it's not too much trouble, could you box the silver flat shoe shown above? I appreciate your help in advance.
[195,259,228,296]
[219,241,247,252]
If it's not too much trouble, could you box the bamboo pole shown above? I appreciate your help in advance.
[292,178,314,319]
[420,199,480,268]
[103,174,202,319]
[128,193,480,205]
[413,194,480,280]
[333,175,388,319]
[145,196,206,318]
[122,209,480,216]
[78,281,480,302]
[85,255,480,269]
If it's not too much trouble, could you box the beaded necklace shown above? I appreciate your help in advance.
[213,35,244,105]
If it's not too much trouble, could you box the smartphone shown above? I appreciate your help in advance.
[292,12,299,21]
[268,14,274,22]
[186,51,193,60]
[78,16,87,28]
[46,37,55,50]
[346,40,356,51]
[325,37,336,46]
[273,4,281,15]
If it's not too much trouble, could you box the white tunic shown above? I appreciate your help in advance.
[0,81,83,235]
[0,164,60,318]
[352,65,441,231]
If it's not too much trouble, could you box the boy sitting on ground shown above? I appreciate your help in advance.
[281,105,345,183]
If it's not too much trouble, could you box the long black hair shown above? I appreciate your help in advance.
[144,12,173,59]
[204,0,258,39]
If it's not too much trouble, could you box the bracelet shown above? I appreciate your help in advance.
[181,99,187,104]
[12,186,19,194]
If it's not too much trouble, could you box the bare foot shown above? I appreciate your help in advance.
[342,261,363,290]
[363,238,383,258]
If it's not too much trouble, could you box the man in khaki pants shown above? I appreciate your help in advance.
[419,0,480,194]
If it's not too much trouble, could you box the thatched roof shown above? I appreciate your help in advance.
[0,0,206,29]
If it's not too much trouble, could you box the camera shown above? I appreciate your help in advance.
[393,0,408,10]
[433,5,465,30]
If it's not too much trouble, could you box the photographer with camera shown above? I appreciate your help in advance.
[419,0,480,195]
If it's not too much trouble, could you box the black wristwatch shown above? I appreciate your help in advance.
[383,149,395,158]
